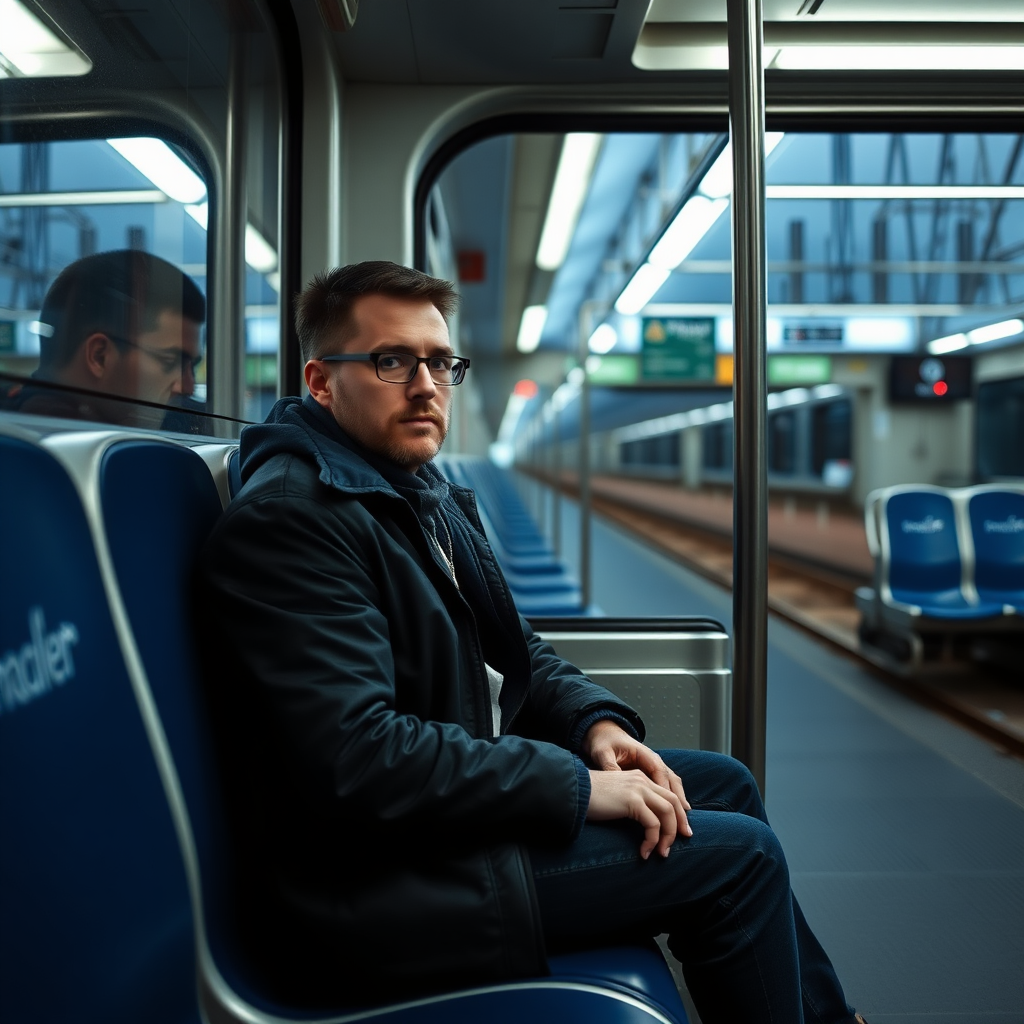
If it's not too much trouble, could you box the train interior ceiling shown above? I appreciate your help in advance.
[2,2,1024,1024]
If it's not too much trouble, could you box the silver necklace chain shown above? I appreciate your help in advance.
[432,513,458,589]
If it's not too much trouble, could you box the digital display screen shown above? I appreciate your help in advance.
[889,355,972,402]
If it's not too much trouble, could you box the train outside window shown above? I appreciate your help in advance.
[0,0,284,436]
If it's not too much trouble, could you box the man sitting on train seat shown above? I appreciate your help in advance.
[2,249,204,430]
[194,261,867,1024]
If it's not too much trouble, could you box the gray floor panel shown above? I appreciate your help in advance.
[768,750,1002,802]
[529,484,1024,1023]
[793,875,1024,1015]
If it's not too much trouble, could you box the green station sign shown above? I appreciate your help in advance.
[768,355,832,385]
[245,354,279,387]
[0,321,14,353]
[641,317,716,382]
[587,354,639,385]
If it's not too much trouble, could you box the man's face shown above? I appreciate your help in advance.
[314,294,453,472]
[105,309,202,407]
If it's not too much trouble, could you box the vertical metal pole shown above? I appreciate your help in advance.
[211,27,247,422]
[578,304,593,611]
[727,0,768,795]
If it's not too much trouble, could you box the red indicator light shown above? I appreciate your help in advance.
[514,379,538,398]
[933,381,948,396]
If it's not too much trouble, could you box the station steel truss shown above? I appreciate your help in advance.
[570,130,1024,349]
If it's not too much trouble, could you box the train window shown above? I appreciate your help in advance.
[621,432,680,472]
[977,376,1024,480]
[424,129,1021,505]
[0,0,285,435]
[702,421,733,473]
[810,400,852,479]
[767,410,796,475]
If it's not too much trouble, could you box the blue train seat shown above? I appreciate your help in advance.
[856,484,1018,669]
[878,487,1005,622]
[190,442,242,507]
[965,485,1024,613]
[0,433,198,1024]
[87,436,687,1022]
[437,455,585,614]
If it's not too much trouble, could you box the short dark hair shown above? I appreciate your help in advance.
[37,250,206,374]
[295,261,459,362]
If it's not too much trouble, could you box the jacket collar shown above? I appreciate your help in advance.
[239,394,462,501]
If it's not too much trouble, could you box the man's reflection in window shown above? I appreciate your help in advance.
[4,250,205,430]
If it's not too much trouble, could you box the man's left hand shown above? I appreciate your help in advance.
[583,719,691,817]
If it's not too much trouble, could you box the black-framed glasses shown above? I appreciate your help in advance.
[320,351,470,386]
[110,334,203,376]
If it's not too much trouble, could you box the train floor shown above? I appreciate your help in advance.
[517,475,1024,1024]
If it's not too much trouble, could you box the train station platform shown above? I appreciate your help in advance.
[527,476,1024,1024]
[551,472,874,581]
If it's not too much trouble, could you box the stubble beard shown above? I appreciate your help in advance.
[378,409,449,470]
[336,401,450,472]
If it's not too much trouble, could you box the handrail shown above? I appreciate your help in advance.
[727,0,769,797]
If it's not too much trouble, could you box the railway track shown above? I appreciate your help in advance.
[537,475,1024,760]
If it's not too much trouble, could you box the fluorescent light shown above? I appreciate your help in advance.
[928,333,968,354]
[107,138,207,205]
[186,203,208,229]
[0,0,91,77]
[589,323,618,354]
[775,46,1024,72]
[648,196,729,269]
[536,133,602,271]
[845,317,914,347]
[766,184,1024,201]
[699,133,785,200]
[967,318,1024,345]
[615,263,670,316]
[0,190,166,207]
[517,305,548,353]
[186,204,278,277]
[245,224,278,273]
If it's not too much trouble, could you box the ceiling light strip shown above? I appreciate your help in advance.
[107,138,207,205]
[536,134,603,272]
[0,190,167,207]
[517,306,548,353]
[0,0,91,77]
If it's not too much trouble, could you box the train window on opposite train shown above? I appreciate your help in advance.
[0,0,285,437]
[768,411,797,475]
[977,376,1024,480]
[811,401,852,479]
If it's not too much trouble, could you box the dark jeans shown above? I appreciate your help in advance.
[529,750,857,1024]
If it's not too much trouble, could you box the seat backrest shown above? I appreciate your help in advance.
[95,438,258,1015]
[966,486,1024,593]
[189,442,242,508]
[0,434,198,1024]
[881,488,962,597]
[863,489,883,559]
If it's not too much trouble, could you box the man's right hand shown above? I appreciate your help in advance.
[586,768,692,860]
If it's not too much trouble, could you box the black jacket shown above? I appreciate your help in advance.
[194,396,643,1004]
